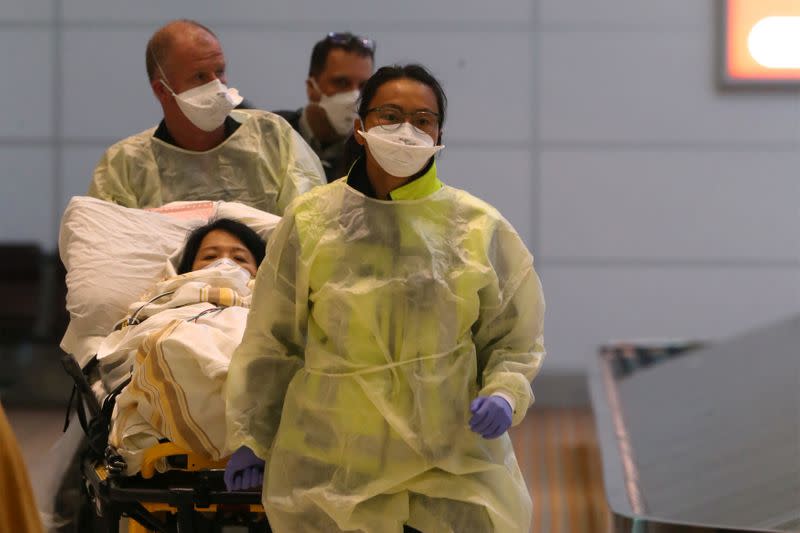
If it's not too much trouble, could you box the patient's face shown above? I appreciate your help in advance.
[191,229,258,277]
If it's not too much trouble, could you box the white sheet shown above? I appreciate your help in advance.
[98,266,252,474]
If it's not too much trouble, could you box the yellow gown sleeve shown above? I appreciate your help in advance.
[473,223,546,426]
[87,145,141,208]
[225,207,308,459]
[274,125,326,216]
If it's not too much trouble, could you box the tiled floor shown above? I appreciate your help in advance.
[6,408,65,474]
[8,406,611,533]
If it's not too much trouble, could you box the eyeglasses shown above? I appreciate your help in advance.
[325,32,376,54]
[366,106,441,132]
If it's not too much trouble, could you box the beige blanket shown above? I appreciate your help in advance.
[96,264,252,474]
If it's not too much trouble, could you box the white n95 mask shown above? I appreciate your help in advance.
[162,79,244,132]
[310,79,359,136]
[202,258,241,271]
[201,258,252,280]
[358,123,444,178]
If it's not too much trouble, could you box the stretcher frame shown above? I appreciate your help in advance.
[62,352,270,533]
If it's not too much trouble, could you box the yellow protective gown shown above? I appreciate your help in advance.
[226,163,545,533]
[0,404,43,533]
[88,109,325,215]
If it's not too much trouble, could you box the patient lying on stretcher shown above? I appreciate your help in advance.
[96,218,265,475]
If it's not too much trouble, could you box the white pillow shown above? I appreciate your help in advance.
[216,201,281,242]
[59,196,280,365]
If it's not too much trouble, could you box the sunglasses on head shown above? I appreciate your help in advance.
[325,32,376,53]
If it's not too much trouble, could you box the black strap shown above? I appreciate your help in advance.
[60,354,101,416]
[62,384,77,432]
[86,376,131,457]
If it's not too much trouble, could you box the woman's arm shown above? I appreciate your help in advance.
[225,208,308,459]
[473,224,546,427]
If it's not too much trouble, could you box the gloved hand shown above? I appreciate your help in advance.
[223,446,265,491]
[469,396,513,439]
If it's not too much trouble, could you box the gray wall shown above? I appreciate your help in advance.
[3,1,798,375]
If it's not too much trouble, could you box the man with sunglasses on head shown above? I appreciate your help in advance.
[275,32,375,182]
[88,19,325,216]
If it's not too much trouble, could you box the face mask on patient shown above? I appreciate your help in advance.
[202,258,243,271]
[197,258,255,281]
[203,257,253,276]
[195,258,254,286]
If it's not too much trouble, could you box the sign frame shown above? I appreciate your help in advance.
[718,0,800,88]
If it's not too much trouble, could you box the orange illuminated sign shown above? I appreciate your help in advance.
[722,0,800,84]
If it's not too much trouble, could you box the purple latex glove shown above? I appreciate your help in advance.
[223,446,265,491]
[469,396,513,439]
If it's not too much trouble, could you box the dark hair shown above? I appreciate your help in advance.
[177,218,265,275]
[146,19,218,82]
[308,32,375,78]
[338,64,448,177]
